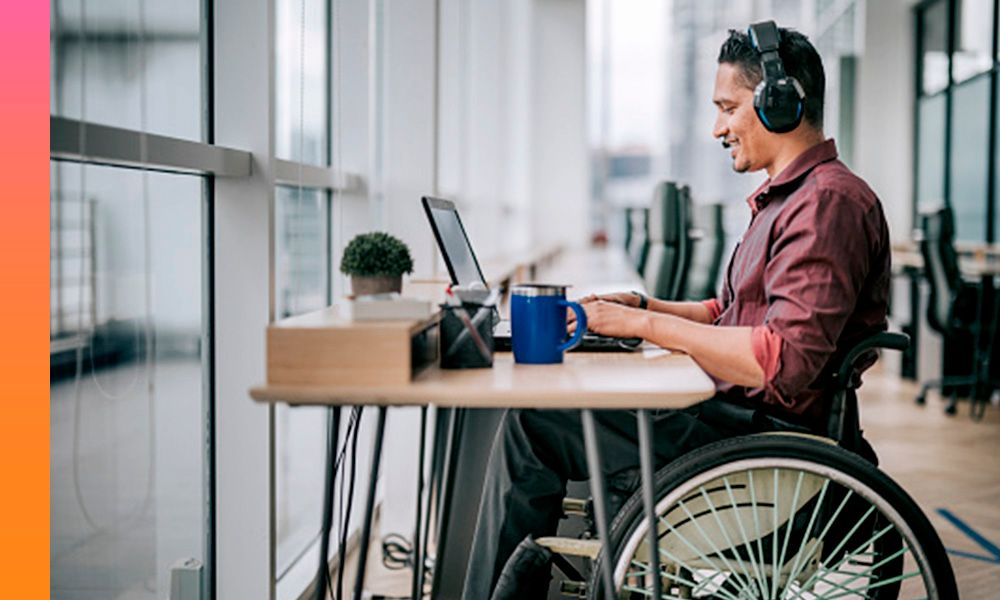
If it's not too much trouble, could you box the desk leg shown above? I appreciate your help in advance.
[411,405,428,600]
[353,406,388,600]
[635,409,662,600]
[581,409,616,600]
[429,407,465,599]
[315,407,341,600]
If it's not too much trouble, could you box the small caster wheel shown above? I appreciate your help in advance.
[945,402,958,416]
[915,394,926,405]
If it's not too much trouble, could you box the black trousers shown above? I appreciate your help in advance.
[462,396,797,600]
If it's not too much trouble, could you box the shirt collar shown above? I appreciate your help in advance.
[746,139,839,214]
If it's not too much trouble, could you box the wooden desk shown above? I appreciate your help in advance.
[252,348,714,409]
[251,246,714,600]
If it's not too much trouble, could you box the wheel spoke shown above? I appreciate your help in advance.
[674,492,759,597]
[817,543,909,594]
[782,479,830,595]
[699,484,760,595]
[770,468,780,600]
[792,516,891,597]
[723,475,769,598]
[654,514,744,600]
[785,488,857,600]
[820,569,922,600]
[775,470,805,597]
[749,470,772,599]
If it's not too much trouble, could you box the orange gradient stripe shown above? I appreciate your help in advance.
[0,1,50,596]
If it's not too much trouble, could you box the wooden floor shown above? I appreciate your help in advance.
[859,366,1000,599]
[344,366,1000,599]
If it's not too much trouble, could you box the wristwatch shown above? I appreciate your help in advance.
[630,290,648,310]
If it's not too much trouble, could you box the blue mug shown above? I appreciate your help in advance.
[511,284,587,364]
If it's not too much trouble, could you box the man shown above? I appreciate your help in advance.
[463,23,890,599]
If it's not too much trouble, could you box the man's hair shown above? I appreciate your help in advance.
[717,27,825,128]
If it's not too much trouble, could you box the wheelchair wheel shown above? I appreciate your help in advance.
[588,435,957,599]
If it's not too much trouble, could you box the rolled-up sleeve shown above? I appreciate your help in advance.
[758,190,876,406]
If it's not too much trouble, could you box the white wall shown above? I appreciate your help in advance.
[856,0,916,240]
[531,0,590,250]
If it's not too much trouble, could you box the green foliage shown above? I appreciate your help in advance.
[339,231,414,277]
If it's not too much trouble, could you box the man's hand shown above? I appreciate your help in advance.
[578,292,641,308]
[568,300,648,339]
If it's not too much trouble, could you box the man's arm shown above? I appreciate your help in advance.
[575,301,764,387]
[580,292,717,324]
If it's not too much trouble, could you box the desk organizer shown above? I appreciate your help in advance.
[440,303,494,369]
[267,306,439,386]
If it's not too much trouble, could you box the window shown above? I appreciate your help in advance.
[50,162,208,600]
[49,0,204,141]
[274,185,330,576]
[913,0,998,242]
[275,0,329,165]
[949,75,990,241]
[920,0,950,95]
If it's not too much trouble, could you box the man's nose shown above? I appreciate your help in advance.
[712,117,727,141]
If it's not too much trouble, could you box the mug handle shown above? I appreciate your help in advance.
[557,300,587,352]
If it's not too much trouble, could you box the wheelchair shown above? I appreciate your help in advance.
[507,332,959,599]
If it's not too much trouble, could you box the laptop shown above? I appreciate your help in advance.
[421,196,642,352]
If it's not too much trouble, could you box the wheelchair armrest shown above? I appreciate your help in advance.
[834,332,910,388]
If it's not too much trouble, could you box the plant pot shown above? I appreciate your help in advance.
[351,274,403,297]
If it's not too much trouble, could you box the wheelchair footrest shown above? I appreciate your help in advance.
[561,497,589,518]
[536,536,601,559]
[559,580,587,598]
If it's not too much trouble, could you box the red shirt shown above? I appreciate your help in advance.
[704,139,890,429]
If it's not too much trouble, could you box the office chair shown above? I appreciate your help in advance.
[625,207,650,275]
[915,207,996,419]
[683,203,726,301]
[643,182,688,300]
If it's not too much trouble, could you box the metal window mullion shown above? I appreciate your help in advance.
[50,116,252,177]
[989,0,1000,243]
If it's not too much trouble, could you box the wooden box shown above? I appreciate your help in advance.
[266,306,439,386]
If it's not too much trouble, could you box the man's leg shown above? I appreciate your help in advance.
[462,405,734,600]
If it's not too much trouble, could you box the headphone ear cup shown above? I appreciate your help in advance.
[753,79,804,133]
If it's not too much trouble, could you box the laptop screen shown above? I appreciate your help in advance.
[422,196,487,287]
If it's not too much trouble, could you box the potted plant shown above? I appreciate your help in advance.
[340,231,414,296]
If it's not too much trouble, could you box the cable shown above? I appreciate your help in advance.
[333,406,363,600]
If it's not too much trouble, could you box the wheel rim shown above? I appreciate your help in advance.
[610,458,937,599]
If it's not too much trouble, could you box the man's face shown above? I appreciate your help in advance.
[711,62,776,173]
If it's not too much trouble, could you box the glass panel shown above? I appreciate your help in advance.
[954,0,994,83]
[920,0,950,95]
[50,0,203,141]
[50,162,206,599]
[949,75,990,242]
[274,186,329,575]
[916,94,947,211]
[275,0,329,165]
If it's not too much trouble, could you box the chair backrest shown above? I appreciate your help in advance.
[625,208,650,274]
[919,207,961,334]
[644,182,685,299]
[647,181,683,244]
[684,203,726,301]
[826,331,910,445]
[670,186,695,300]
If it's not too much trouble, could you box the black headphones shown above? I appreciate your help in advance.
[748,21,805,133]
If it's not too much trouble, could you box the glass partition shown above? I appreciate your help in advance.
[50,162,207,599]
[274,185,330,577]
[949,75,990,241]
[920,0,950,95]
[49,0,203,140]
[917,94,948,212]
[275,0,330,165]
